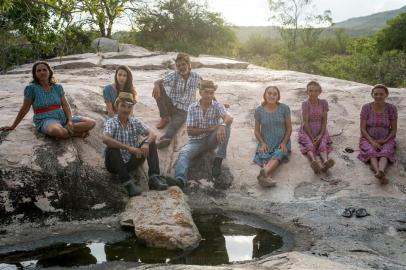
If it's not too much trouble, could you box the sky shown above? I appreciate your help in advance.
[204,0,406,26]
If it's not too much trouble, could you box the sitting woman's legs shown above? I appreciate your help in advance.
[264,159,280,177]
[370,157,379,174]
[46,123,70,139]
[378,157,388,173]
[71,116,96,133]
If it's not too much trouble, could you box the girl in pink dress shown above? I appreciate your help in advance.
[358,84,397,185]
[298,81,334,174]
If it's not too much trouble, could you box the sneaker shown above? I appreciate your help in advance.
[148,175,168,190]
[156,117,169,129]
[122,179,142,197]
[156,137,172,149]
[212,157,223,178]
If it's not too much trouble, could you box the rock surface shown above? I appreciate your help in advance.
[120,186,201,250]
[0,44,405,269]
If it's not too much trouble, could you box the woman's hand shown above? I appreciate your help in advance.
[0,125,15,131]
[66,120,74,134]
[371,140,382,150]
[312,135,321,145]
[279,143,288,153]
[259,143,269,153]
[375,139,386,145]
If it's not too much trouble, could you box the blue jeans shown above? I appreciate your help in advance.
[175,126,231,182]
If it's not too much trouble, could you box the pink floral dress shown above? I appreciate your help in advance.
[358,102,397,162]
[298,99,332,155]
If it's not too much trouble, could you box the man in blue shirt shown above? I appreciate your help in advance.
[173,80,233,188]
[103,92,167,196]
[152,53,202,148]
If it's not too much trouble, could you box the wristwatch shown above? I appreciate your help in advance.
[220,123,227,127]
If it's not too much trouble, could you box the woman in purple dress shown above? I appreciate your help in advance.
[358,84,398,185]
[298,81,334,174]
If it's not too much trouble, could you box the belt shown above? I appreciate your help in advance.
[34,105,61,114]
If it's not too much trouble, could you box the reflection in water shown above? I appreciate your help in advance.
[36,244,96,268]
[224,235,255,262]
[0,213,284,267]
[88,243,107,264]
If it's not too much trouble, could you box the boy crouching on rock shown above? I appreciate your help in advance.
[102,92,168,196]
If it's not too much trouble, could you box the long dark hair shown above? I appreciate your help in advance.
[114,65,137,100]
[31,61,56,85]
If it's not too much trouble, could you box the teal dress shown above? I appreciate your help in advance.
[253,103,291,166]
[24,83,67,131]
[103,84,117,105]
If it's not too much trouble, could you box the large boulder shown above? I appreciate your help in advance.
[120,186,201,250]
[92,37,119,53]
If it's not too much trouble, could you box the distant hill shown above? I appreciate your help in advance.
[331,5,406,36]
[235,5,406,42]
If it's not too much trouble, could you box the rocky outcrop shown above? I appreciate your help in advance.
[92,37,119,53]
[0,43,406,269]
[120,186,201,250]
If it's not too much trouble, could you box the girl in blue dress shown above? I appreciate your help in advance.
[103,65,137,117]
[1,62,95,138]
[254,86,292,187]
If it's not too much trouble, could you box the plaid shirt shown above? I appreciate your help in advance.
[162,71,202,111]
[103,115,149,163]
[186,100,227,140]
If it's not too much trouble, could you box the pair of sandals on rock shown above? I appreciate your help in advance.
[342,207,370,218]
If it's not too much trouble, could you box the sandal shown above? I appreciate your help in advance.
[341,207,355,218]
[257,169,276,187]
[376,171,388,185]
[322,159,335,172]
[355,208,370,218]
[310,160,321,174]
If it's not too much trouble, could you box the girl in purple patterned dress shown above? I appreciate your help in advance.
[298,81,334,174]
[358,84,398,185]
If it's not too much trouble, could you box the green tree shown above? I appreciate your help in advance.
[134,0,237,56]
[376,13,406,53]
[268,0,331,67]
[78,0,127,38]
[0,0,94,71]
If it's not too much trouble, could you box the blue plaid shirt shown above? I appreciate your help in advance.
[162,71,202,111]
[103,115,149,163]
[186,100,227,140]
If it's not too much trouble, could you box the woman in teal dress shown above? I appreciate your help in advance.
[254,86,292,187]
[0,62,95,138]
[103,65,137,117]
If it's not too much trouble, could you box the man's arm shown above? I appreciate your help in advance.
[102,133,131,150]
